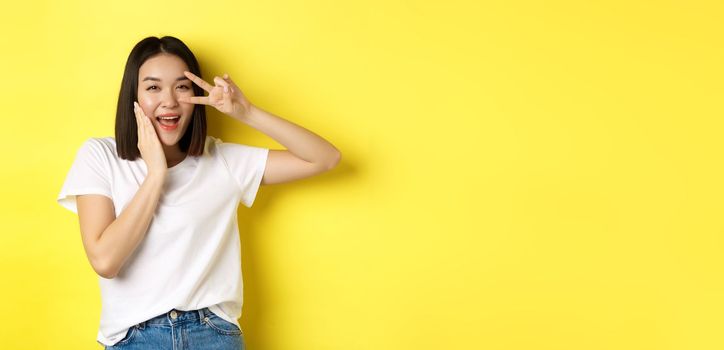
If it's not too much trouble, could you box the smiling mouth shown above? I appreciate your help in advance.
[156,115,180,126]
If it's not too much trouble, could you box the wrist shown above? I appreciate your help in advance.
[146,170,167,183]
[233,104,256,123]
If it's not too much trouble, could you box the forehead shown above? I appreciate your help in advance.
[139,54,189,80]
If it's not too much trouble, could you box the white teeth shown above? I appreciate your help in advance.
[158,116,180,120]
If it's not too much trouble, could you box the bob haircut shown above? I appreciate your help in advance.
[115,35,207,160]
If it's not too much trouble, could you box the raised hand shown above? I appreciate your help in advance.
[134,101,167,176]
[178,71,253,120]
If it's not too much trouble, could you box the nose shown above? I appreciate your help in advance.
[160,88,180,109]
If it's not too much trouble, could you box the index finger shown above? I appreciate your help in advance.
[178,95,211,105]
[183,71,214,93]
[133,102,142,131]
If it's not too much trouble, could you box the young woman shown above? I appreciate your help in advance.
[57,36,341,349]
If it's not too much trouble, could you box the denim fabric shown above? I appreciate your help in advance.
[103,307,245,350]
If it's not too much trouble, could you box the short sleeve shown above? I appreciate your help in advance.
[215,140,269,208]
[57,138,113,214]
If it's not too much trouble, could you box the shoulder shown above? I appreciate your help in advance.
[78,136,118,160]
[206,136,266,156]
[211,136,266,152]
[83,136,115,148]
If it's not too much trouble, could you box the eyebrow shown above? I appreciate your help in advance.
[142,76,190,82]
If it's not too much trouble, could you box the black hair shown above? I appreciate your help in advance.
[115,35,207,160]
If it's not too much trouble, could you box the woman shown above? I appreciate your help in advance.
[57,36,341,349]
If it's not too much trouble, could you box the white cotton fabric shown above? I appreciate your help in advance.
[57,135,269,346]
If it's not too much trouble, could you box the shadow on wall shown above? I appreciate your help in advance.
[235,162,352,344]
[209,106,355,346]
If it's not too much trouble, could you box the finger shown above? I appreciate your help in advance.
[139,108,152,131]
[184,71,214,93]
[135,107,147,149]
[178,95,211,105]
[134,102,143,133]
[222,75,232,94]
[222,73,236,85]
[214,76,231,93]
[135,101,149,119]
[222,74,238,94]
[221,74,233,97]
[135,103,154,134]
[223,86,232,105]
[145,116,157,138]
[140,110,155,136]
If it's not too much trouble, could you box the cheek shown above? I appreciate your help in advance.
[138,97,158,115]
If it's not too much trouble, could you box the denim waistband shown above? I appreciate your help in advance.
[136,307,214,329]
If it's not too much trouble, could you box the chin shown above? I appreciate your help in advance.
[160,138,179,146]
[155,124,188,146]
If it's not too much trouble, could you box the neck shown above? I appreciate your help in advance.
[162,144,186,166]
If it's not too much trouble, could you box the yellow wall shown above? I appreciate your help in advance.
[1,0,722,349]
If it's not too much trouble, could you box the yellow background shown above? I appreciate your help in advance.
[1,0,723,349]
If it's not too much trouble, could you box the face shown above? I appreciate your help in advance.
[137,54,196,147]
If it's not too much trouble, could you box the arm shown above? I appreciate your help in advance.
[76,172,166,279]
[178,71,341,186]
[241,105,342,185]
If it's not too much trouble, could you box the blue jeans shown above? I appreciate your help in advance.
[104,307,245,350]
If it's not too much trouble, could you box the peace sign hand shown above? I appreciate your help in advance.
[178,71,253,120]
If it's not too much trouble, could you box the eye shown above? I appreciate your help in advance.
[178,85,190,90]
[146,85,158,91]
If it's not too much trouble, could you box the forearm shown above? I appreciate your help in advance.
[97,172,166,278]
[239,105,340,166]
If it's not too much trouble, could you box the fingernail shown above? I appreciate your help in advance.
[224,86,228,93]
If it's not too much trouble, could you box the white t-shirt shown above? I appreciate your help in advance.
[57,135,269,346]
